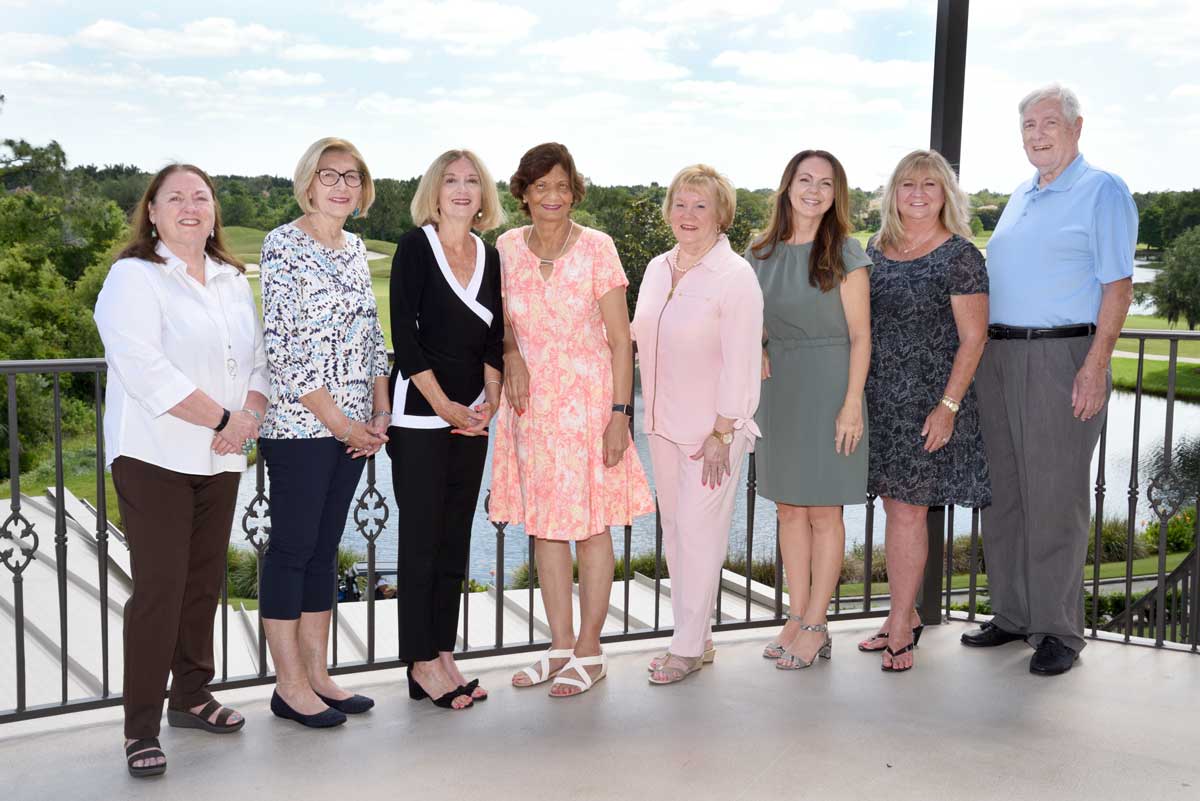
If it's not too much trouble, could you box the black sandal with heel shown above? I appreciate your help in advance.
[881,642,915,672]
[859,624,924,652]
[407,666,473,710]
[125,737,167,778]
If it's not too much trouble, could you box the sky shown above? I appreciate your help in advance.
[1,0,1198,193]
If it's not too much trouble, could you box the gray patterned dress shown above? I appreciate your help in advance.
[865,234,991,507]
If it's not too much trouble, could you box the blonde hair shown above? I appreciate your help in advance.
[293,137,376,217]
[662,164,737,231]
[410,149,506,232]
[877,149,972,252]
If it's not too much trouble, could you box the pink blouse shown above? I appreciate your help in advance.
[631,235,764,447]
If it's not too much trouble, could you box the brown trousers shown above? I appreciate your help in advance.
[112,456,241,738]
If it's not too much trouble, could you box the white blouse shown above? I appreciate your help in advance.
[94,241,270,475]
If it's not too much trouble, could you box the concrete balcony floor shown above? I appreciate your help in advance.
[3,619,1199,801]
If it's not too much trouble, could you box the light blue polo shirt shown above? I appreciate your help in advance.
[986,153,1137,326]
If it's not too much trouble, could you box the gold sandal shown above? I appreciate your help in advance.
[648,653,704,685]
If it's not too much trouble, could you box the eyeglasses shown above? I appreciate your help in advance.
[316,168,364,188]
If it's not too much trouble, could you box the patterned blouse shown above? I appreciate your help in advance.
[260,223,389,439]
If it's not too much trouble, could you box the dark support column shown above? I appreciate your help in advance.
[920,507,947,625]
[920,0,969,625]
[929,0,970,174]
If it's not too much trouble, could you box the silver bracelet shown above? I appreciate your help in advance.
[369,410,392,421]
[241,407,262,422]
[335,420,354,442]
[484,380,502,389]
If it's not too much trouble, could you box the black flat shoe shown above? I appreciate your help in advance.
[270,691,347,728]
[459,678,487,702]
[858,624,925,652]
[1029,636,1078,676]
[125,737,166,778]
[960,621,1026,648]
[408,666,473,710]
[315,691,375,714]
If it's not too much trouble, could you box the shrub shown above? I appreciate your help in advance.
[1140,509,1197,555]
[1085,516,1148,565]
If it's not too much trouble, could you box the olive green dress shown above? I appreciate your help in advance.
[748,239,871,506]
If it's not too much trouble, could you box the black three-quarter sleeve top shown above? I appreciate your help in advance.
[388,224,505,428]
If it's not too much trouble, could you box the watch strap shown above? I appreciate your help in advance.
[612,403,633,416]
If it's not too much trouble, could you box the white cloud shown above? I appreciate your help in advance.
[712,47,928,90]
[526,29,688,82]
[349,0,538,50]
[280,43,413,64]
[0,32,68,63]
[617,0,782,24]
[76,17,288,59]
[0,60,132,90]
[227,68,324,88]
[771,9,856,38]
[1169,85,1200,99]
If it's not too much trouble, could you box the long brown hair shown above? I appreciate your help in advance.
[116,164,244,271]
[750,149,852,293]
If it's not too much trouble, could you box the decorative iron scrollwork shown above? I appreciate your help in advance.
[0,508,38,575]
[1147,468,1187,523]
[353,464,389,543]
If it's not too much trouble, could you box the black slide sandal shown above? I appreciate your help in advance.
[167,699,245,733]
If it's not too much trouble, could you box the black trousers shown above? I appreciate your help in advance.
[111,457,241,738]
[258,437,366,620]
[387,427,488,662]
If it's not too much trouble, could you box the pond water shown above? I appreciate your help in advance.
[233,385,1200,585]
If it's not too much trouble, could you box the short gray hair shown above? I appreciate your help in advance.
[1018,83,1082,124]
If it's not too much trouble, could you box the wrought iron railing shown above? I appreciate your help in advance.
[3,328,1199,723]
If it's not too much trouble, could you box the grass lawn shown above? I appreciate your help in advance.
[1116,314,1200,359]
[835,551,1190,598]
[1112,357,1200,401]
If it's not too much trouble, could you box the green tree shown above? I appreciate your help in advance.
[1139,203,1165,251]
[0,190,125,284]
[970,213,985,236]
[1139,225,1200,329]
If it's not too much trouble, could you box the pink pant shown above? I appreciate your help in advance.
[648,434,751,658]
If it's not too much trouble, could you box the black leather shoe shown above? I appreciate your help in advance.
[1029,636,1078,676]
[960,621,1026,648]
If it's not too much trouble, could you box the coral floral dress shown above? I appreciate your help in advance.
[489,225,655,540]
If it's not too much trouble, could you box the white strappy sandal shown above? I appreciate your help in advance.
[549,652,608,697]
[513,648,574,687]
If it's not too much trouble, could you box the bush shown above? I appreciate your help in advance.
[1086,516,1148,565]
[1140,509,1197,555]
[722,555,779,587]
[952,591,1132,629]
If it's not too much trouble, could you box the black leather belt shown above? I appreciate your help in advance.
[987,323,1096,340]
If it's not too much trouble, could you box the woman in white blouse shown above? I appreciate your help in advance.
[257,138,391,728]
[94,164,269,778]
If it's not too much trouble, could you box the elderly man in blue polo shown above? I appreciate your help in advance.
[961,84,1136,675]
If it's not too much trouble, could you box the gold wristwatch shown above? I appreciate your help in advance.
[940,395,960,414]
[711,429,734,445]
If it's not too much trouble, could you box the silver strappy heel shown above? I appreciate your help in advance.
[775,622,832,670]
[763,614,803,659]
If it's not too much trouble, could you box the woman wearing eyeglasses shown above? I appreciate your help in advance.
[258,137,391,727]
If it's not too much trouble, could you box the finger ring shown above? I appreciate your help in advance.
[241,438,254,455]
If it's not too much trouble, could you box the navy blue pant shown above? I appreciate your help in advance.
[259,437,365,620]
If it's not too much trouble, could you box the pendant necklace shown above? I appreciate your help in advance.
[530,222,575,273]
[900,227,938,255]
[197,277,238,378]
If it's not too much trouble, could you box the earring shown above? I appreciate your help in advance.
[475,209,483,220]
[209,230,215,239]
[352,207,360,218]
[150,224,157,239]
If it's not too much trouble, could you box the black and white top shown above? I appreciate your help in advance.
[389,224,504,428]
[260,223,390,439]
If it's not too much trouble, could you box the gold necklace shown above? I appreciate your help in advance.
[672,236,721,273]
[900,227,939,254]
[529,222,575,271]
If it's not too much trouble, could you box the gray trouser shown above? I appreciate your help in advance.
[975,336,1109,653]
